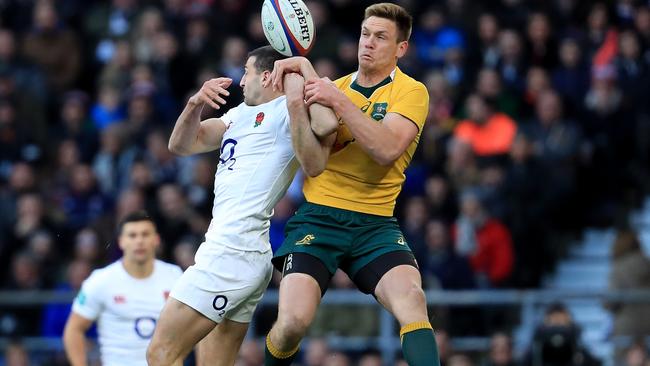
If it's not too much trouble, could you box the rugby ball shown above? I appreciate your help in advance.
[261,0,315,56]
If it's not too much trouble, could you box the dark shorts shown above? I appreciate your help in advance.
[272,202,417,295]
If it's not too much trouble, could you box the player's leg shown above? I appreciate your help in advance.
[265,203,346,365]
[348,217,440,366]
[266,251,334,365]
[374,264,440,366]
[195,318,249,366]
[147,298,216,366]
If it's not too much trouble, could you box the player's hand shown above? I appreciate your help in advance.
[266,57,308,92]
[283,73,305,102]
[188,77,232,110]
[304,77,341,107]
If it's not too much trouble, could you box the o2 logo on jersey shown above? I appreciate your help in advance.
[213,295,229,318]
[219,138,238,170]
[134,316,157,339]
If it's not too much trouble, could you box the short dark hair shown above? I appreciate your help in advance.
[117,210,156,234]
[364,3,413,42]
[247,46,287,73]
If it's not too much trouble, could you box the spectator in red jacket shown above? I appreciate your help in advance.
[453,189,514,287]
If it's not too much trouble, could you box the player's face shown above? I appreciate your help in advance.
[240,56,266,106]
[118,221,160,265]
[358,16,408,74]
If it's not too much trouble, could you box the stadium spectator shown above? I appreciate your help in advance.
[41,259,93,337]
[621,340,648,366]
[503,134,551,288]
[522,303,601,366]
[358,350,382,366]
[92,123,138,196]
[1,251,44,336]
[60,164,111,231]
[524,12,557,70]
[22,0,82,92]
[608,229,650,340]
[172,237,197,271]
[3,341,31,366]
[54,91,98,163]
[323,351,351,366]
[496,29,527,92]
[552,38,590,114]
[467,13,501,72]
[402,196,430,265]
[422,219,475,290]
[447,353,474,366]
[435,329,452,366]
[453,189,514,287]
[485,332,515,366]
[475,68,519,118]
[304,338,330,366]
[454,94,517,159]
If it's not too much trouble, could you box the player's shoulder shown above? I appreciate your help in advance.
[393,67,428,94]
[154,259,183,278]
[83,261,123,287]
[334,73,355,89]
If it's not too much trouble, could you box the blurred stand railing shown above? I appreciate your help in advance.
[2,289,650,364]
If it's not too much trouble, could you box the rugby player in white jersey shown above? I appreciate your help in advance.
[146,46,336,366]
[63,211,183,366]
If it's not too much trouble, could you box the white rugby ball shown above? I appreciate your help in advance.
[261,0,315,56]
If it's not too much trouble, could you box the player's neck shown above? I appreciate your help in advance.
[259,90,284,105]
[121,258,155,279]
[356,65,395,87]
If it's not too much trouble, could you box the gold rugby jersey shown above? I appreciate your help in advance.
[303,67,429,216]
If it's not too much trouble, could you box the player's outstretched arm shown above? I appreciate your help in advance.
[168,78,232,156]
[285,73,335,177]
[305,78,421,166]
[63,312,94,366]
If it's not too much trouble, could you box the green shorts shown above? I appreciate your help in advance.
[272,202,415,291]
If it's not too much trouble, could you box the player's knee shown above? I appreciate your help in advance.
[384,281,427,314]
[276,311,311,340]
[146,340,172,366]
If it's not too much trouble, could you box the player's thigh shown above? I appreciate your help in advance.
[196,318,249,366]
[346,215,417,294]
[276,271,324,331]
[271,203,350,279]
[151,297,217,358]
[374,264,429,325]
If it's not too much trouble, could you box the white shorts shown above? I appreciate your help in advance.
[170,242,273,324]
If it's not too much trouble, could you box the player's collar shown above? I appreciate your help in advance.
[351,68,397,84]
[350,68,396,99]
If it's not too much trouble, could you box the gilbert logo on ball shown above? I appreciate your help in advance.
[261,0,315,56]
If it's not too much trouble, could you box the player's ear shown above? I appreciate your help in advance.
[396,40,408,58]
[261,70,272,86]
[153,233,161,249]
[117,235,125,251]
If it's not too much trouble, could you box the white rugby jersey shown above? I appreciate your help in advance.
[205,95,298,252]
[72,260,182,366]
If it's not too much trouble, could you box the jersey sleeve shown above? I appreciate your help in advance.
[71,271,104,321]
[219,104,241,127]
[387,81,429,131]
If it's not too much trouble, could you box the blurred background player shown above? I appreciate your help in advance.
[63,211,182,366]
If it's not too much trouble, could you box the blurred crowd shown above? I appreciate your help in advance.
[1,0,650,364]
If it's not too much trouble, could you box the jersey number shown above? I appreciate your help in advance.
[219,138,238,170]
